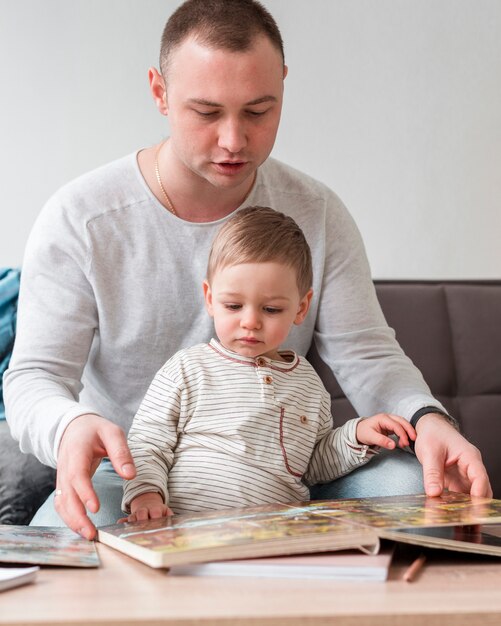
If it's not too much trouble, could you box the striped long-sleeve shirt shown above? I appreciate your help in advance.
[122,339,375,514]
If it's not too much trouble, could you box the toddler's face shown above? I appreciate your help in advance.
[203,262,312,360]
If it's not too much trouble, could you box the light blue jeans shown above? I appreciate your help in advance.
[309,447,424,499]
[30,449,423,527]
[30,459,124,527]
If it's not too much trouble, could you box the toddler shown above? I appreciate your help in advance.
[122,206,415,520]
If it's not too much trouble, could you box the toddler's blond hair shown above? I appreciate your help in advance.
[207,206,313,296]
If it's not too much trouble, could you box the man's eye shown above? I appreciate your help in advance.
[247,109,268,117]
[195,110,218,117]
[264,307,282,314]
[225,304,241,311]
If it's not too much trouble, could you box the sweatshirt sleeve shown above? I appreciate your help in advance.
[313,192,448,421]
[3,194,101,467]
[303,388,376,486]
[122,367,182,513]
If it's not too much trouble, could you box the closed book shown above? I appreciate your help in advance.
[0,566,39,592]
[169,547,394,581]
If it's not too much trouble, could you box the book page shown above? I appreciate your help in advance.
[0,525,99,567]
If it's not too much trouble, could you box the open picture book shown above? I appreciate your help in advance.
[97,492,501,569]
[0,526,100,568]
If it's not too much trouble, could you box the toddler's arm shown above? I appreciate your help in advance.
[122,365,183,515]
[305,388,416,485]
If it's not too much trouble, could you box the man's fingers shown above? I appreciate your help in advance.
[71,473,100,515]
[416,437,447,497]
[54,486,97,540]
[55,450,101,539]
[441,441,492,497]
[99,427,136,479]
[414,413,492,498]
[470,477,493,498]
[466,462,493,498]
[419,448,446,497]
[423,468,444,497]
[54,415,133,538]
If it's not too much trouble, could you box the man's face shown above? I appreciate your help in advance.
[162,35,286,190]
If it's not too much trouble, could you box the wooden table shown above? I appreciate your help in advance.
[2,543,501,625]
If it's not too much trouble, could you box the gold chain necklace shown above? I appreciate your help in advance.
[154,142,177,216]
[154,141,257,218]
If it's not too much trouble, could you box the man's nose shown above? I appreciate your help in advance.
[218,118,247,153]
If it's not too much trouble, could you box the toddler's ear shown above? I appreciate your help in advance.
[203,280,214,317]
[294,289,313,325]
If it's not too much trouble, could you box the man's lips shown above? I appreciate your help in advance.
[212,161,248,175]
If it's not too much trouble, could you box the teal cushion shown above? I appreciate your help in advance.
[0,268,20,420]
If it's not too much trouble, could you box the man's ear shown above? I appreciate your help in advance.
[294,289,313,326]
[203,280,214,317]
[149,67,168,116]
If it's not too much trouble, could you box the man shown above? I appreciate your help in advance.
[4,0,490,541]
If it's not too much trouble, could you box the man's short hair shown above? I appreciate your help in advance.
[160,0,284,77]
[207,206,313,297]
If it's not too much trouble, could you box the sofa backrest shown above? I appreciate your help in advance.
[308,280,501,498]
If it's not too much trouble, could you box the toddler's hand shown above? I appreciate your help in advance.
[118,491,173,523]
[356,413,416,450]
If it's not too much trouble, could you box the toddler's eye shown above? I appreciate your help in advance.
[264,307,282,314]
[225,304,242,311]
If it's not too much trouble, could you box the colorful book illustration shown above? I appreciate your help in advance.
[0,526,100,568]
[169,547,394,581]
[98,502,379,568]
[97,492,501,569]
[0,566,39,592]
[310,493,501,557]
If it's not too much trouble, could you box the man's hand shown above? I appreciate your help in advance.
[356,413,416,449]
[54,414,136,540]
[118,492,173,523]
[414,413,492,497]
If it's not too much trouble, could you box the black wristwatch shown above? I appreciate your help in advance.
[410,406,459,431]
[408,406,460,451]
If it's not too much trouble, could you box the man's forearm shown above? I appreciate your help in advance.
[3,368,97,466]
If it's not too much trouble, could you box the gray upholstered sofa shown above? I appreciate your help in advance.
[311,280,501,499]
[1,280,500,525]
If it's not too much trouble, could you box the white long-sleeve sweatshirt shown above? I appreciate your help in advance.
[4,153,446,467]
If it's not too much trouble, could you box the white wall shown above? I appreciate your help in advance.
[1,0,500,278]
